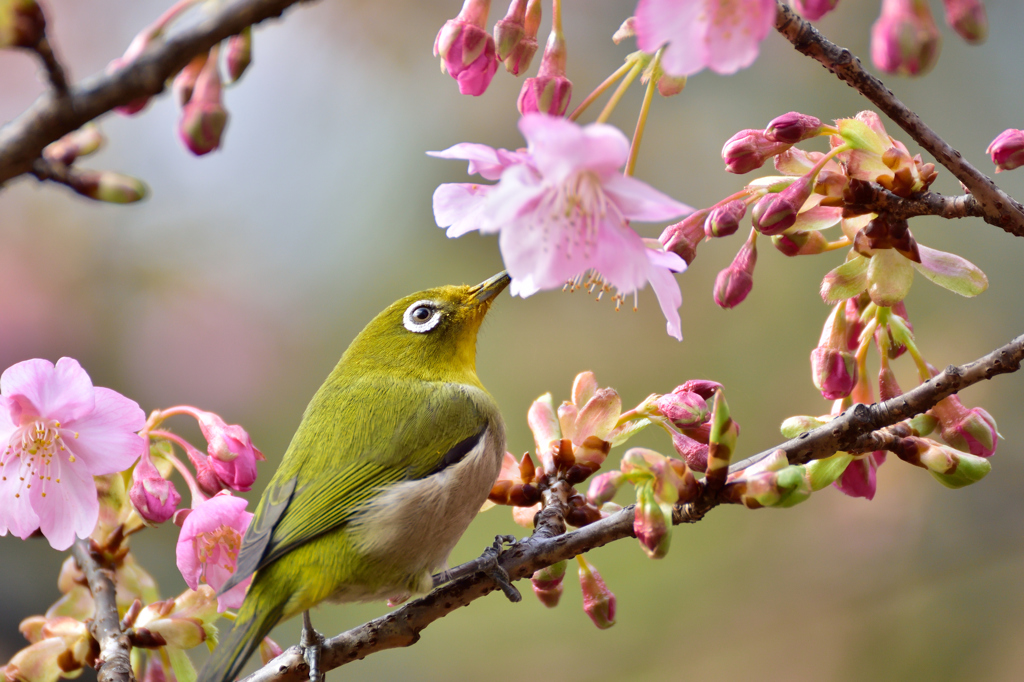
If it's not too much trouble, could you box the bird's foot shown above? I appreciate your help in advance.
[481,535,521,603]
[430,534,521,602]
[300,611,325,682]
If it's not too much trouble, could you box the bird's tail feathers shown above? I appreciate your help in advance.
[197,598,282,682]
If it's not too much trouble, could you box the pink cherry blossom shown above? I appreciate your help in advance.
[0,358,146,550]
[634,0,777,77]
[430,114,692,338]
[175,491,253,612]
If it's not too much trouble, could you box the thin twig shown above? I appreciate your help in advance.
[72,539,136,682]
[772,0,1024,237]
[32,37,71,96]
[0,0,311,188]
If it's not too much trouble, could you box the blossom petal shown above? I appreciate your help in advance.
[65,387,146,476]
[912,244,988,297]
[635,0,705,77]
[1,358,95,423]
[519,114,629,181]
[427,143,521,181]
[433,183,494,237]
[646,251,684,340]
[32,457,99,550]
[602,173,693,222]
[0,454,41,539]
[703,0,776,75]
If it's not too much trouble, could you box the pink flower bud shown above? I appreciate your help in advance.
[434,0,499,96]
[671,431,708,472]
[655,391,709,428]
[722,129,792,174]
[634,485,670,559]
[714,229,757,309]
[578,556,616,629]
[587,471,623,506]
[987,129,1024,173]
[178,53,228,156]
[517,30,571,116]
[225,27,253,83]
[753,174,813,235]
[833,451,886,499]
[0,0,45,49]
[195,411,263,492]
[871,0,941,76]
[810,303,857,399]
[942,0,986,43]
[704,200,746,238]
[493,0,526,61]
[673,379,722,401]
[129,452,181,524]
[792,0,840,20]
[771,230,828,256]
[531,560,566,608]
[70,170,148,204]
[765,112,824,144]
[659,207,710,264]
[931,395,998,458]
[43,124,104,165]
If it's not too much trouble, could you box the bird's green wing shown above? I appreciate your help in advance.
[221,377,495,594]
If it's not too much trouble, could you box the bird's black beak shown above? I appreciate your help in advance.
[468,271,511,305]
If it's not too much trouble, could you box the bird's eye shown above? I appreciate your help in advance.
[403,300,442,333]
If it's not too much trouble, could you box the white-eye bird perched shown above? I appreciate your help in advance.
[198,272,511,682]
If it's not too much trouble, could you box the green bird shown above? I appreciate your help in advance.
[198,272,511,682]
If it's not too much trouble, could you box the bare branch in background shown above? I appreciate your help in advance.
[0,0,311,188]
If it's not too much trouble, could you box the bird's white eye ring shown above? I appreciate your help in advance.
[403,300,442,333]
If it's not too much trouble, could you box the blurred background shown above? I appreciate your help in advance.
[2,0,1024,680]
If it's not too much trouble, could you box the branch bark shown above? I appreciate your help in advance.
[71,539,136,682]
[772,0,1024,237]
[0,0,311,188]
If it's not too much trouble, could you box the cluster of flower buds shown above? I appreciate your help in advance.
[489,372,626,528]
[107,0,254,156]
[130,405,263,526]
[1,615,96,682]
[618,448,697,558]
[779,315,999,500]
[435,0,573,114]
[633,379,725,473]
[127,586,219,653]
[39,125,148,204]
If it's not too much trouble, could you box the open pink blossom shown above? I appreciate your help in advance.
[430,113,692,338]
[634,0,777,77]
[176,491,253,612]
[0,358,146,550]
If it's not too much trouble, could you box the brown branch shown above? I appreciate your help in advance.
[32,36,70,96]
[772,1,1024,237]
[0,0,311,188]
[71,539,136,682]
[238,333,1024,682]
[842,180,984,222]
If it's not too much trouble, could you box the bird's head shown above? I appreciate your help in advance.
[342,271,511,383]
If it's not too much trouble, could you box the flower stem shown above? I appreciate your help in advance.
[625,47,663,177]
[821,236,852,252]
[569,60,633,122]
[595,60,642,125]
[551,0,562,34]
[150,429,208,504]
